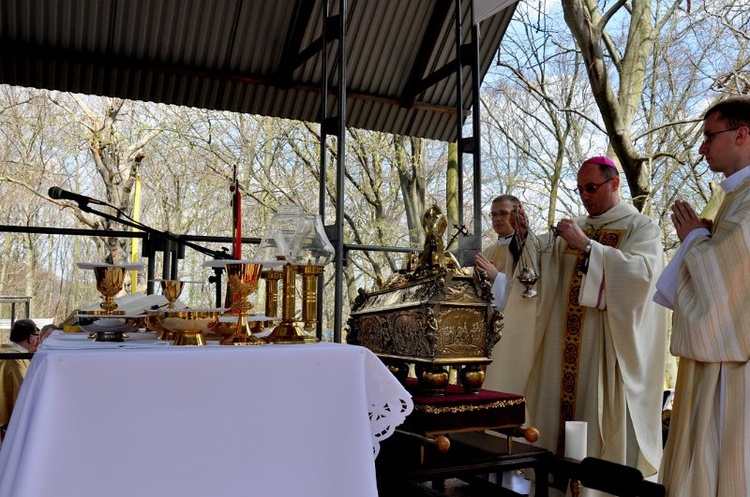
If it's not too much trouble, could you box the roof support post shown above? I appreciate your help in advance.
[454,0,465,241]
[319,0,330,342]
[455,0,483,266]
[332,0,347,344]
[319,0,348,344]
[469,3,483,266]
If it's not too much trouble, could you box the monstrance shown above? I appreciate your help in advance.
[146,279,187,340]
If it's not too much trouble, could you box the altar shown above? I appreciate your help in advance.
[0,339,412,497]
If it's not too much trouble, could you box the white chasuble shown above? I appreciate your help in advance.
[661,179,750,497]
[490,201,667,493]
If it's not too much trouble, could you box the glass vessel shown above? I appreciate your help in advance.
[286,214,335,266]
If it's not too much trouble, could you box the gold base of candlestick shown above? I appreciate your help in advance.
[265,321,317,344]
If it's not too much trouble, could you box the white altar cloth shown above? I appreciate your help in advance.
[0,342,412,497]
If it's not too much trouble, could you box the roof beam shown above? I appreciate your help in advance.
[275,0,318,86]
[399,0,453,104]
[407,42,476,99]
[0,39,461,116]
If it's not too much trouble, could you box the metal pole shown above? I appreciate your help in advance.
[333,0,347,344]
[318,0,330,341]
[454,0,466,263]
[470,2,483,258]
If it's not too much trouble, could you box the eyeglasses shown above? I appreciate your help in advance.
[574,177,615,195]
[489,210,513,219]
[702,127,740,144]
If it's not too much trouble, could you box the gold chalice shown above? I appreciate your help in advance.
[92,266,127,315]
[223,261,264,345]
[160,309,220,346]
[161,280,185,308]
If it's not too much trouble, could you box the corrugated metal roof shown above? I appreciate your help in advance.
[0,0,516,142]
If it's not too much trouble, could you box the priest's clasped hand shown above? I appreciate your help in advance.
[670,199,712,242]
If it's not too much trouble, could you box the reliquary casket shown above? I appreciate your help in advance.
[347,206,503,395]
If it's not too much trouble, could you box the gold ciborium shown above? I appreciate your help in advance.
[146,310,171,341]
[223,261,264,345]
[160,309,220,346]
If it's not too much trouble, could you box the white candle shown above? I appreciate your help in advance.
[564,421,587,461]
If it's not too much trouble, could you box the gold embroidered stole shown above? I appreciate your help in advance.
[556,228,624,456]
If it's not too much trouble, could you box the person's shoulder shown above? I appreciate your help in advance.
[0,344,17,353]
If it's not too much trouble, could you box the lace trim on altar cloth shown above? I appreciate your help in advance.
[364,351,414,457]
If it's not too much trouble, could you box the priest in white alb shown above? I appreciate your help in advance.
[656,95,750,497]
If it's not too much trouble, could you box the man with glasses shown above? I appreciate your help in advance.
[475,194,535,396]
[476,194,520,276]
[657,95,750,496]
[481,156,667,494]
[0,318,39,441]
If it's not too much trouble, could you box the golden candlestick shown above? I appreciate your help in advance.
[298,264,324,333]
[265,263,315,344]
[250,267,283,334]
[223,261,264,345]
[263,268,283,320]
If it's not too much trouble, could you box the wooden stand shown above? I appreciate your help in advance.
[377,381,551,497]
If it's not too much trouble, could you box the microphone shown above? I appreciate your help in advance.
[48,187,105,206]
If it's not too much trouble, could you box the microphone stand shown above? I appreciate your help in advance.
[73,200,232,308]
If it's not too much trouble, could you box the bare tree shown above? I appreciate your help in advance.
[48,95,162,263]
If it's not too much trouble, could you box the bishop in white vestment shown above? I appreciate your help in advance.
[489,157,667,495]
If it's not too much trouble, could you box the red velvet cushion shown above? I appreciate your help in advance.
[404,378,525,433]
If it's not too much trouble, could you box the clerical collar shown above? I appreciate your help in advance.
[497,232,514,245]
[721,165,750,194]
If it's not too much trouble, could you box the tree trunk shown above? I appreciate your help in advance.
[563,0,655,211]
[394,136,426,245]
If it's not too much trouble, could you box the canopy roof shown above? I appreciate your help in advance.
[0,0,517,141]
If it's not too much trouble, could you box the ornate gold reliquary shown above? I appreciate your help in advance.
[347,205,503,395]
